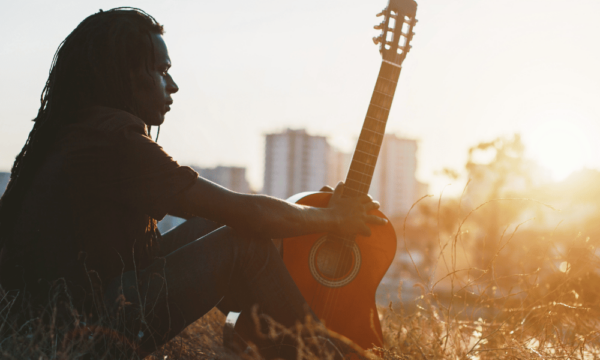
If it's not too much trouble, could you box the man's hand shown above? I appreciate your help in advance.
[319,185,335,192]
[325,182,388,237]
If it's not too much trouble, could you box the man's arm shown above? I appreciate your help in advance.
[170,177,387,239]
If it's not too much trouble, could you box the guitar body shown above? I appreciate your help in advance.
[281,191,396,350]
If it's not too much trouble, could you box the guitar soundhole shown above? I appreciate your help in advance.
[309,236,362,288]
[315,240,354,279]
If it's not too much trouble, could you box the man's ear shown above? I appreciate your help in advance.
[129,63,155,88]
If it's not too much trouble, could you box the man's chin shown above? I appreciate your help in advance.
[142,113,165,127]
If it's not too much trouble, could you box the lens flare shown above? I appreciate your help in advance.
[527,119,592,181]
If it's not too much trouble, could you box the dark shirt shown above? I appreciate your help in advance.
[0,106,198,307]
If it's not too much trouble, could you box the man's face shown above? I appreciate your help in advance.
[131,33,178,126]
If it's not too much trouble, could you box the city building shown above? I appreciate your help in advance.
[263,129,330,199]
[367,134,426,217]
[0,172,9,196]
[191,165,251,194]
[327,148,352,189]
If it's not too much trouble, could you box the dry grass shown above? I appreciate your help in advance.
[4,222,599,360]
[3,178,600,358]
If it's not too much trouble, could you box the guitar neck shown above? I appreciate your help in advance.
[343,61,402,198]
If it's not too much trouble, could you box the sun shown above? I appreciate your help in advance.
[527,119,592,181]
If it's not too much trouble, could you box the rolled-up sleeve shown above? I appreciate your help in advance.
[109,121,198,220]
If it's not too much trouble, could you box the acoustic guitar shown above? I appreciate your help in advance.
[228,0,418,353]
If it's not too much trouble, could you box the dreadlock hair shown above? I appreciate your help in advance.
[0,8,164,248]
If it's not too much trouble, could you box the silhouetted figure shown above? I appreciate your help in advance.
[0,8,383,359]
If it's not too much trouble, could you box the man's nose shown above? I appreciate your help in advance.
[167,74,179,94]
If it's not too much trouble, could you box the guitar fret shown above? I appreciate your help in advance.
[363,127,384,136]
[342,189,360,198]
[369,103,389,111]
[354,149,378,159]
[371,92,393,109]
[366,116,386,123]
[367,105,389,121]
[352,151,378,171]
[343,60,403,198]
[376,76,397,83]
[377,77,397,85]
[374,82,397,98]
[357,139,381,154]
[352,159,375,170]
[349,164,375,177]
[350,158,376,171]
[364,118,387,133]
[346,184,369,196]
[346,177,372,187]
[360,128,384,144]
[348,169,373,182]
[358,137,381,145]
[379,63,402,80]
[373,89,393,98]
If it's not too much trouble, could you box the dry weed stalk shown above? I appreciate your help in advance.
[2,191,600,359]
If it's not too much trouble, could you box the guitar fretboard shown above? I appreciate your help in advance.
[343,61,402,198]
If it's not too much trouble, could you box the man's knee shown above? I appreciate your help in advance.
[221,227,275,260]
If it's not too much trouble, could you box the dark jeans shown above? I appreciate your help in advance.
[103,218,346,359]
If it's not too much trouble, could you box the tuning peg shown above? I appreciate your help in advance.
[376,8,386,17]
[372,35,383,45]
[374,21,385,30]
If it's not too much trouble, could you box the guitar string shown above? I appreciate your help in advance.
[316,66,389,322]
[323,179,371,320]
[310,60,401,330]
[319,147,374,322]
[313,164,361,321]
[320,135,369,318]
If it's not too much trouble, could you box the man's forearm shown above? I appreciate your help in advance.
[239,194,336,239]
[173,178,336,239]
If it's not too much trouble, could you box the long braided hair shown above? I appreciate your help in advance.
[0,8,164,249]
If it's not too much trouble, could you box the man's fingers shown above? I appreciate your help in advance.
[366,215,388,225]
[364,202,380,212]
[320,185,335,192]
[359,194,373,203]
[331,182,344,201]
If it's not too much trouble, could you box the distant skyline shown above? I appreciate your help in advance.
[2,0,599,196]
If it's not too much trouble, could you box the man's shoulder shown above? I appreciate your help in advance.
[76,106,148,135]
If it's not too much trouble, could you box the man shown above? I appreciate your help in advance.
[0,8,386,358]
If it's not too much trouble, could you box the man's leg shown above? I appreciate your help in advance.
[157,217,221,256]
[104,225,329,358]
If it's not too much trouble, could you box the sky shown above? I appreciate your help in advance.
[1,0,599,195]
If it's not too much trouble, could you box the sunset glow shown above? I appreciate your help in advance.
[527,118,592,181]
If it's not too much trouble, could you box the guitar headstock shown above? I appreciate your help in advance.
[373,0,418,67]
